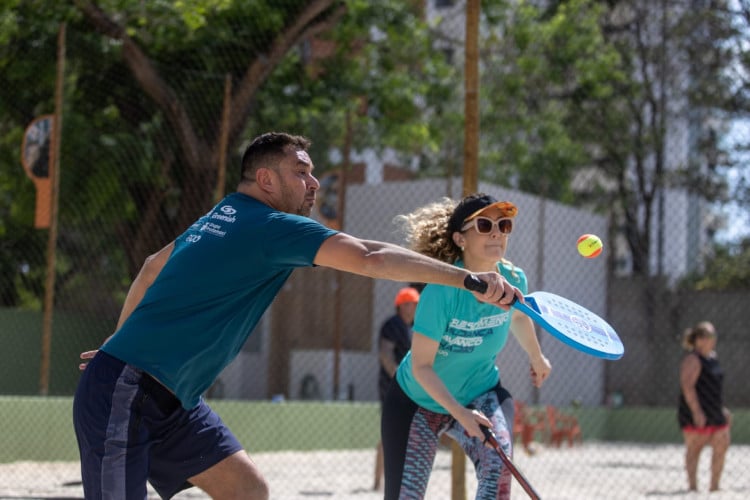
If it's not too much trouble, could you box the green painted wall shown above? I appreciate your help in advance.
[1,397,747,464]
[0,309,110,395]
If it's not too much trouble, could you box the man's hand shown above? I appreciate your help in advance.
[466,272,523,310]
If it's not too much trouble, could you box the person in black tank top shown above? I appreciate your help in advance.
[678,321,731,492]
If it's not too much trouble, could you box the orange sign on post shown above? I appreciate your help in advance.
[21,114,54,229]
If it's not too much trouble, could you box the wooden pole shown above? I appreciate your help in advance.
[214,74,232,204]
[452,1,480,499]
[333,110,352,400]
[39,23,66,395]
[463,0,480,199]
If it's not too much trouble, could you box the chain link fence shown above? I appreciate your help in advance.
[1,1,749,499]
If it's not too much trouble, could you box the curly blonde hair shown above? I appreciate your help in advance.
[395,198,460,263]
[394,196,517,277]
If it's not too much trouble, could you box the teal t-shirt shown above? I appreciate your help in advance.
[395,260,528,414]
[102,192,338,408]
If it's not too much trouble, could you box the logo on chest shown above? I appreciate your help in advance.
[438,313,509,355]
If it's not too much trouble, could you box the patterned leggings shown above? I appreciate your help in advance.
[381,381,515,500]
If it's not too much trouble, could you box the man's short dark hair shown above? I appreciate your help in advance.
[240,132,311,182]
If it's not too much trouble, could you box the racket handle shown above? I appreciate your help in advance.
[480,425,542,500]
[479,424,499,447]
[463,273,488,293]
[463,274,520,306]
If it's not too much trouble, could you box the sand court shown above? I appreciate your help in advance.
[1,442,748,499]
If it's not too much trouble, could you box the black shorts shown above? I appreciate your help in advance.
[73,351,243,499]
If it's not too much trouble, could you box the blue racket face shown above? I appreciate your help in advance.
[515,292,624,360]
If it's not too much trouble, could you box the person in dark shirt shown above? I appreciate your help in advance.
[379,287,420,400]
[678,321,731,492]
[373,286,420,490]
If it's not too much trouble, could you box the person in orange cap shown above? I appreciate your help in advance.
[373,286,421,490]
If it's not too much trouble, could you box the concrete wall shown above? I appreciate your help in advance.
[607,277,750,407]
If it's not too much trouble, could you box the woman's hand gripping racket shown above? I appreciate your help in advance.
[464,275,624,360]
[480,425,541,500]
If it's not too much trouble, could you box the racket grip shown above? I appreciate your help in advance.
[464,274,488,293]
[480,424,542,500]
[464,274,520,306]
[480,425,499,447]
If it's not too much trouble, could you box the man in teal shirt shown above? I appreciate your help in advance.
[73,132,522,500]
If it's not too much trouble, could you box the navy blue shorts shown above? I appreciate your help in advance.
[73,351,243,499]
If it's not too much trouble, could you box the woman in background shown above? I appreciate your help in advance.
[678,320,731,492]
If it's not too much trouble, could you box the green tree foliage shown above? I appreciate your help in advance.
[0,1,76,309]
[248,0,460,168]
[593,0,743,276]
[715,0,750,238]
[0,0,458,311]
[476,0,744,278]
[480,0,740,276]
[680,238,750,290]
[478,0,624,202]
[2,0,746,315]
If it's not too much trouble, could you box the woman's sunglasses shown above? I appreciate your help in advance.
[461,216,513,235]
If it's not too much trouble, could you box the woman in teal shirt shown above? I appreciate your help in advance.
[381,193,552,500]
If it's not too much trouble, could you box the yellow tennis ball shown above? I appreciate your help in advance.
[577,234,603,258]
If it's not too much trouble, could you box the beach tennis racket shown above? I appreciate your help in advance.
[464,275,624,360]
[480,425,541,500]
